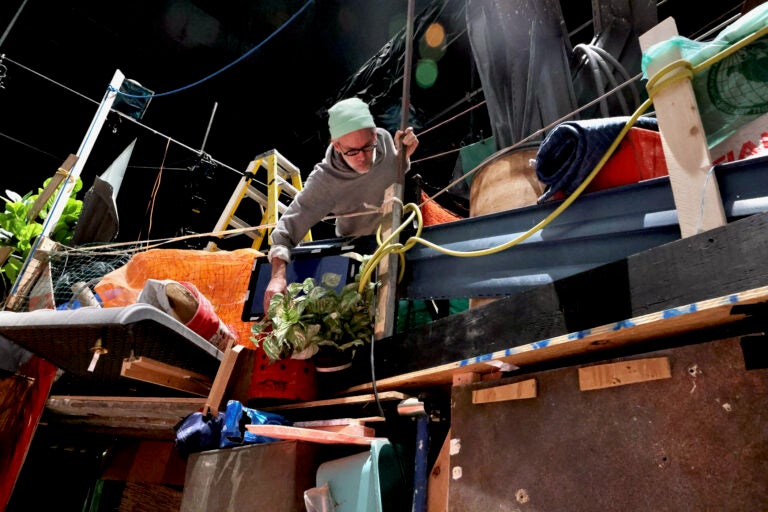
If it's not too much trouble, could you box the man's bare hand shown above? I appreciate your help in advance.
[263,276,287,316]
[394,126,419,160]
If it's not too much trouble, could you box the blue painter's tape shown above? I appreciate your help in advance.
[611,319,636,331]
[531,340,551,349]
[662,307,684,319]
[727,294,739,304]
[475,353,493,363]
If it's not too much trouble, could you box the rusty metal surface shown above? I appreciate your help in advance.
[449,336,768,511]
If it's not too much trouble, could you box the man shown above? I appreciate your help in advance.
[263,97,419,314]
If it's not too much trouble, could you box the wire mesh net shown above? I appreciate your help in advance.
[4,241,262,341]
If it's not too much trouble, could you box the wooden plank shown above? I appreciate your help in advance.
[204,341,244,416]
[428,429,451,512]
[639,18,726,237]
[121,357,212,396]
[342,285,768,393]
[578,357,671,391]
[472,379,537,404]
[263,391,409,412]
[294,423,376,437]
[293,416,385,437]
[293,416,385,427]
[245,424,386,445]
[374,183,403,340]
[44,396,205,439]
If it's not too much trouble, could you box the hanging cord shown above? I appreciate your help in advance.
[573,43,640,116]
[358,18,768,294]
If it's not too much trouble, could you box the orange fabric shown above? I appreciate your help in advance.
[95,248,262,346]
[420,190,463,226]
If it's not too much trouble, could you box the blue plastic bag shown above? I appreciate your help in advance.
[220,400,292,448]
[174,411,225,459]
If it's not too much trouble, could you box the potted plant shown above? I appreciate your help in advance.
[250,261,378,371]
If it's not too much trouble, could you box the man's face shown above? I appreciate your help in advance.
[332,128,377,174]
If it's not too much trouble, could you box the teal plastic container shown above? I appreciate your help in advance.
[315,439,407,512]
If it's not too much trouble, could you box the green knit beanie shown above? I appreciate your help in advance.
[328,98,375,140]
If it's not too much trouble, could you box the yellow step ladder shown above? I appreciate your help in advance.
[205,149,311,251]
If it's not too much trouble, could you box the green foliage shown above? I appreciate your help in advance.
[250,263,378,363]
[0,177,83,286]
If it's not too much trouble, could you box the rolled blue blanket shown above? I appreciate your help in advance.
[535,116,658,202]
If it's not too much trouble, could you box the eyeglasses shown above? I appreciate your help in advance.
[339,142,377,157]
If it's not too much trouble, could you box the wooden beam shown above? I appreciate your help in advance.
[44,396,206,439]
[374,183,402,340]
[578,357,671,391]
[121,357,212,396]
[639,17,726,237]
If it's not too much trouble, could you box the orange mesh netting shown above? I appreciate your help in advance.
[420,190,463,226]
[95,248,262,345]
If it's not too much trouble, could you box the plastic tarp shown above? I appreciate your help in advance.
[641,3,768,147]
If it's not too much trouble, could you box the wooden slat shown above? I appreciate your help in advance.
[293,416,385,427]
[578,357,671,391]
[639,18,726,237]
[262,391,409,412]
[27,155,78,222]
[245,424,386,445]
[121,357,212,396]
[293,416,384,437]
[472,379,537,404]
[204,341,244,416]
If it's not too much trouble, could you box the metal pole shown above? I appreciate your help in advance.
[397,0,416,185]
[0,0,30,49]
[200,101,218,154]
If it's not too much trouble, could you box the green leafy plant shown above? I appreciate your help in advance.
[0,177,83,286]
[250,263,378,363]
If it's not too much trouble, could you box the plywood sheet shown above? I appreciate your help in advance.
[449,336,768,511]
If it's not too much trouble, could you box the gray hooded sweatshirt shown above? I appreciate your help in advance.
[268,127,402,263]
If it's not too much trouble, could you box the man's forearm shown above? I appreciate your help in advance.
[271,256,288,280]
